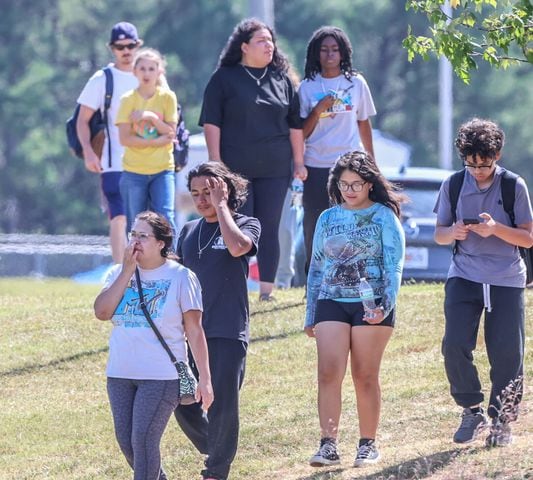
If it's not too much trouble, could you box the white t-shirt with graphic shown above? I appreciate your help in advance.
[298,73,376,168]
[103,260,203,380]
[77,64,139,172]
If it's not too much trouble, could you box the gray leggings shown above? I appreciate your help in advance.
[107,377,180,480]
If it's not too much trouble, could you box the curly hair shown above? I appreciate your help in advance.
[304,26,356,81]
[455,118,505,162]
[328,151,405,218]
[134,211,178,260]
[187,162,249,211]
[218,18,289,73]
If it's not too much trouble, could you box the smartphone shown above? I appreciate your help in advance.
[463,218,480,225]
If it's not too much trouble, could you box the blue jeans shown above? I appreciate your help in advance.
[120,170,177,240]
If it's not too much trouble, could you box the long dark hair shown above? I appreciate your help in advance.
[328,151,404,218]
[135,211,178,260]
[218,18,289,73]
[304,26,356,81]
[187,162,249,211]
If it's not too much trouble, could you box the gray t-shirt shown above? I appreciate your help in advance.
[433,166,533,287]
[298,73,376,168]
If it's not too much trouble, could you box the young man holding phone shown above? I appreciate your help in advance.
[433,118,533,448]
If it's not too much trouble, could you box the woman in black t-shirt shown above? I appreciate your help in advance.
[199,18,306,301]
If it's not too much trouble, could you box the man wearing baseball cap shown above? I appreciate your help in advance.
[76,22,143,263]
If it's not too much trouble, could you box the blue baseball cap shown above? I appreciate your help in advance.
[109,22,141,44]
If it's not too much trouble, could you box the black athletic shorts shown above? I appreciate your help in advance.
[314,298,395,327]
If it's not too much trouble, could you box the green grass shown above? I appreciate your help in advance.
[1,279,531,479]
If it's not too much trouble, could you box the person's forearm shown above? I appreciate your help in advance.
[204,124,222,161]
[150,118,175,136]
[358,119,374,159]
[183,314,211,381]
[434,225,456,245]
[215,203,252,257]
[119,129,169,148]
[302,110,320,138]
[492,223,533,248]
[290,128,305,167]
[94,269,132,320]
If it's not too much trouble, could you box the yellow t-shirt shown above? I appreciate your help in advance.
[116,87,178,174]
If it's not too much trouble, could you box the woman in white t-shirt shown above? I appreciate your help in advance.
[94,211,213,480]
[299,26,377,273]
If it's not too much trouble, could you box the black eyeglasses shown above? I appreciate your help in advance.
[338,180,367,192]
[112,43,138,51]
[463,161,494,171]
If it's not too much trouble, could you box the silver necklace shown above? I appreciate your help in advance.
[197,220,220,259]
[241,64,268,86]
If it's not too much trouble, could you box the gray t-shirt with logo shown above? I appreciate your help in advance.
[433,165,533,287]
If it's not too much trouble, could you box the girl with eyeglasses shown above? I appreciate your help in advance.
[305,151,405,468]
[116,48,178,243]
[299,26,377,275]
[94,211,213,480]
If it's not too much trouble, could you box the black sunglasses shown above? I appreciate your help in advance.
[112,43,138,51]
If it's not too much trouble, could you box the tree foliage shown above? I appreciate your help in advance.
[403,0,533,82]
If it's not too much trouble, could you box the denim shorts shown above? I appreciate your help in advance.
[101,171,124,219]
[315,298,395,327]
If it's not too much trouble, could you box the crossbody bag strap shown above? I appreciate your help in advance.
[102,67,113,169]
[134,267,180,373]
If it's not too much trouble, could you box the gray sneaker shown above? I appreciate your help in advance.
[453,408,488,443]
[309,437,340,467]
[354,440,380,467]
[486,419,512,447]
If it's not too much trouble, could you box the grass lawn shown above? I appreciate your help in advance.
[0,279,531,479]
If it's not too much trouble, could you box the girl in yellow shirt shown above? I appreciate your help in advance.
[117,48,178,239]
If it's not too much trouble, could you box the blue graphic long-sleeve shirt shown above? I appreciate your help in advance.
[305,203,405,327]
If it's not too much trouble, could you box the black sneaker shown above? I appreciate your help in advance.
[486,419,512,447]
[453,407,488,443]
[354,440,380,467]
[309,437,340,467]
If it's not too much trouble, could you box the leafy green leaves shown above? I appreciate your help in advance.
[404,0,532,82]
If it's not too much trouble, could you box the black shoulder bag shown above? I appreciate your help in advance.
[134,267,198,405]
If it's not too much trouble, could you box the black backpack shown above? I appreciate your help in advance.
[174,104,190,172]
[66,67,113,167]
[449,168,533,283]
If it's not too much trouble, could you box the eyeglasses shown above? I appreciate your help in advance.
[337,180,367,192]
[463,161,494,171]
[128,231,155,242]
[112,43,138,51]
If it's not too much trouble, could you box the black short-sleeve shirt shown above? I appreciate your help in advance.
[177,214,261,344]
[199,65,302,179]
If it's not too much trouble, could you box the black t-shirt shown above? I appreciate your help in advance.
[177,214,261,344]
[199,65,303,179]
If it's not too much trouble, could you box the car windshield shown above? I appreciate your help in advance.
[399,183,441,219]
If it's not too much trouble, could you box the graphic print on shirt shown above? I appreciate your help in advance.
[112,278,170,328]
[211,235,227,251]
[313,85,354,118]
[134,112,163,139]
[322,212,383,296]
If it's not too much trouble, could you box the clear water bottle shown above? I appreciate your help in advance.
[291,178,304,207]
[359,277,376,312]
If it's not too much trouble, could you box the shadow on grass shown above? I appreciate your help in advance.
[1,302,306,377]
[297,448,481,480]
[0,346,109,377]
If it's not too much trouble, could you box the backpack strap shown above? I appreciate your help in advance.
[102,67,114,169]
[500,168,518,226]
[448,169,466,224]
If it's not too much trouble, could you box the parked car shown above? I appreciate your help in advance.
[383,166,454,282]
